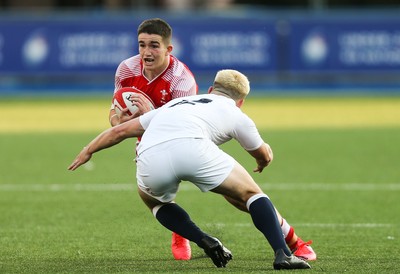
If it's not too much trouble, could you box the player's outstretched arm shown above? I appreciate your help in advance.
[247,143,273,173]
[68,146,93,171]
[68,118,145,171]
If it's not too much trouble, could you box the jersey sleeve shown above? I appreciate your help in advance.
[109,61,126,110]
[139,108,161,130]
[114,61,128,92]
[170,59,198,99]
[232,114,264,151]
[171,78,198,99]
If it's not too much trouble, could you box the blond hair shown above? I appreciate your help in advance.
[212,69,250,100]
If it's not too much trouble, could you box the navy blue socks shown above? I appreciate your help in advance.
[247,194,292,256]
[154,194,292,257]
[154,203,206,247]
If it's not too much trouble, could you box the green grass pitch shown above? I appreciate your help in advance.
[0,95,399,273]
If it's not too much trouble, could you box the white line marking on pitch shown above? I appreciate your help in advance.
[0,183,134,191]
[0,183,399,191]
[206,223,394,228]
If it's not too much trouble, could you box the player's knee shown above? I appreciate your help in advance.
[235,189,263,207]
[244,190,263,203]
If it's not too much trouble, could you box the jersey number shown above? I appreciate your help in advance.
[169,98,213,108]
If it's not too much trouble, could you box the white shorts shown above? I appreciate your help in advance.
[136,138,234,203]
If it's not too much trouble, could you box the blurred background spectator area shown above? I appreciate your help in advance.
[0,0,399,94]
[0,0,400,11]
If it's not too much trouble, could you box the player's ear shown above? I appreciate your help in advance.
[166,45,173,55]
[207,86,213,94]
[237,98,244,108]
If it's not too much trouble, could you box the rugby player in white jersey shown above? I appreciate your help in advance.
[108,18,198,260]
[69,69,313,269]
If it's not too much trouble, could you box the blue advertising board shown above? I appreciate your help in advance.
[0,17,276,75]
[0,19,137,74]
[170,19,277,72]
[289,18,400,72]
[0,13,400,92]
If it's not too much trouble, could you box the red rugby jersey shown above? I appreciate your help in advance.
[114,55,198,108]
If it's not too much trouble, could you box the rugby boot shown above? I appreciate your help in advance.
[201,235,232,268]
[171,232,191,260]
[291,238,317,261]
[273,249,311,270]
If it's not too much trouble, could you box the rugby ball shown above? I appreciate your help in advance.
[113,87,155,116]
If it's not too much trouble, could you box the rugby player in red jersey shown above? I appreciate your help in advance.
[108,18,197,261]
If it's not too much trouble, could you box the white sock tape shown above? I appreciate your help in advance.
[246,193,269,211]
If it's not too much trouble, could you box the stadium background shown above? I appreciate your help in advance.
[1,0,400,94]
[1,1,400,273]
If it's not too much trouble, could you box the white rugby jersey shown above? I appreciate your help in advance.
[137,94,263,155]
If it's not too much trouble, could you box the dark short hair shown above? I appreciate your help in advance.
[137,18,172,44]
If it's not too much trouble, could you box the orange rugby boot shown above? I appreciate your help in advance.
[171,232,191,260]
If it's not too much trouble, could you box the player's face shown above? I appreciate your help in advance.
[138,33,172,75]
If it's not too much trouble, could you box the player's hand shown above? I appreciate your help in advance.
[265,143,273,162]
[253,161,268,173]
[253,143,273,173]
[68,147,92,171]
[128,93,154,115]
[118,108,135,123]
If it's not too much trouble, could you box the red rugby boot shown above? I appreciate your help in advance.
[171,232,191,260]
[291,238,317,261]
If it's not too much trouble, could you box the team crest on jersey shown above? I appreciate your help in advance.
[160,89,168,104]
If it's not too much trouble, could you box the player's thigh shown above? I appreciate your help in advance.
[175,139,235,192]
[136,145,180,203]
[137,187,165,210]
[211,160,263,203]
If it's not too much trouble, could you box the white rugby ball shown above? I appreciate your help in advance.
[113,87,155,116]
